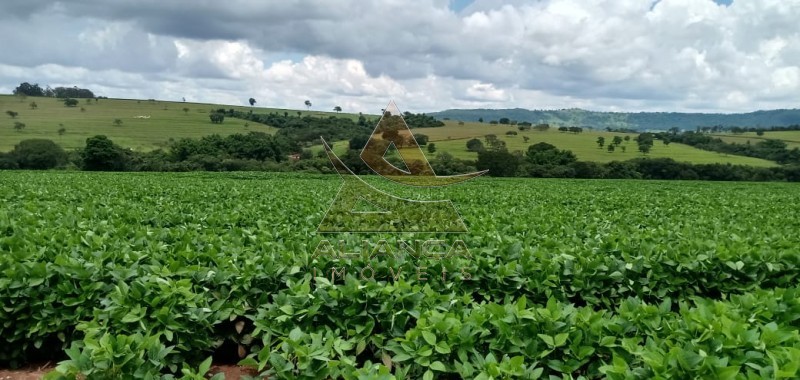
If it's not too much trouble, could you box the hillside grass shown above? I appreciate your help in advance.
[410,121,778,167]
[711,131,800,149]
[0,95,361,152]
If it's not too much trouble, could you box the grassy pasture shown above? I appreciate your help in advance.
[0,95,365,152]
[409,121,778,166]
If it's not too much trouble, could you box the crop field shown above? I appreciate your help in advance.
[1,171,800,379]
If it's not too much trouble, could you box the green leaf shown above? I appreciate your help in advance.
[537,334,554,347]
[554,333,569,347]
[430,361,446,371]
[198,356,213,375]
[421,331,437,346]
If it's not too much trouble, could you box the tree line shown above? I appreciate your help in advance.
[1,134,799,182]
[13,82,96,99]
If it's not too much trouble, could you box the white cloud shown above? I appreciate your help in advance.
[0,0,799,113]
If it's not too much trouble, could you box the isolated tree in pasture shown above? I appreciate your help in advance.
[523,136,530,143]
[484,134,506,151]
[6,110,18,118]
[663,137,671,146]
[86,98,92,104]
[624,136,631,142]
[607,144,615,153]
[466,138,484,152]
[183,107,190,115]
[413,133,429,146]
[621,145,627,153]
[209,113,225,124]
[427,143,436,154]
[80,107,86,112]
[249,98,256,106]
[113,119,123,127]
[597,136,605,148]
[612,136,623,146]
[296,111,301,117]
[669,127,680,135]
[284,111,289,117]
[333,106,342,113]
[58,127,66,137]
[756,130,765,136]
[13,122,26,132]
[304,100,312,110]
[639,143,652,155]
[478,117,483,123]
[29,102,38,110]
[64,98,79,107]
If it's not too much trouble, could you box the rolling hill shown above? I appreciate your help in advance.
[0,95,358,152]
[430,108,800,131]
[0,94,788,167]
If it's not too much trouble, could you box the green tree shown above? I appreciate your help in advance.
[413,133,429,146]
[29,102,38,110]
[183,107,190,114]
[64,98,79,107]
[58,126,66,137]
[499,117,510,125]
[209,113,225,124]
[597,136,605,148]
[333,106,342,113]
[249,98,256,106]
[525,142,577,165]
[6,110,18,118]
[11,139,66,169]
[639,143,652,155]
[612,136,623,145]
[13,122,26,132]
[756,130,765,136]
[476,149,519,177]
[466,138,484,152]
[427,143,436,154]
[113,118,123,127]
[484,134,506,151]
[478,117,483,123]
[624,135,631,142]
[12,82,45,97]
[607,144,615,153]
[304,100,312,110]
[523,136,530,143]
[82,135,127,171]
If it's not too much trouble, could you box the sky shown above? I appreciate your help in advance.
[0,0,798,114]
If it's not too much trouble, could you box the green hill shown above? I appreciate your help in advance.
[0,94,786,167]
[0,95,357,152]
[430,108,800,131]
[408,121,777,167]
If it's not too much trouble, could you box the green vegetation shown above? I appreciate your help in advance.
[0,95,277,152]
[1,172,799,379]
[407,121,777,167]
[431,107,800,130]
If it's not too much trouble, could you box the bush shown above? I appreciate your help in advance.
[11,139,67,169]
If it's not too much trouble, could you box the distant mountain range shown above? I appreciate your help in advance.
[429,108,800,131]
